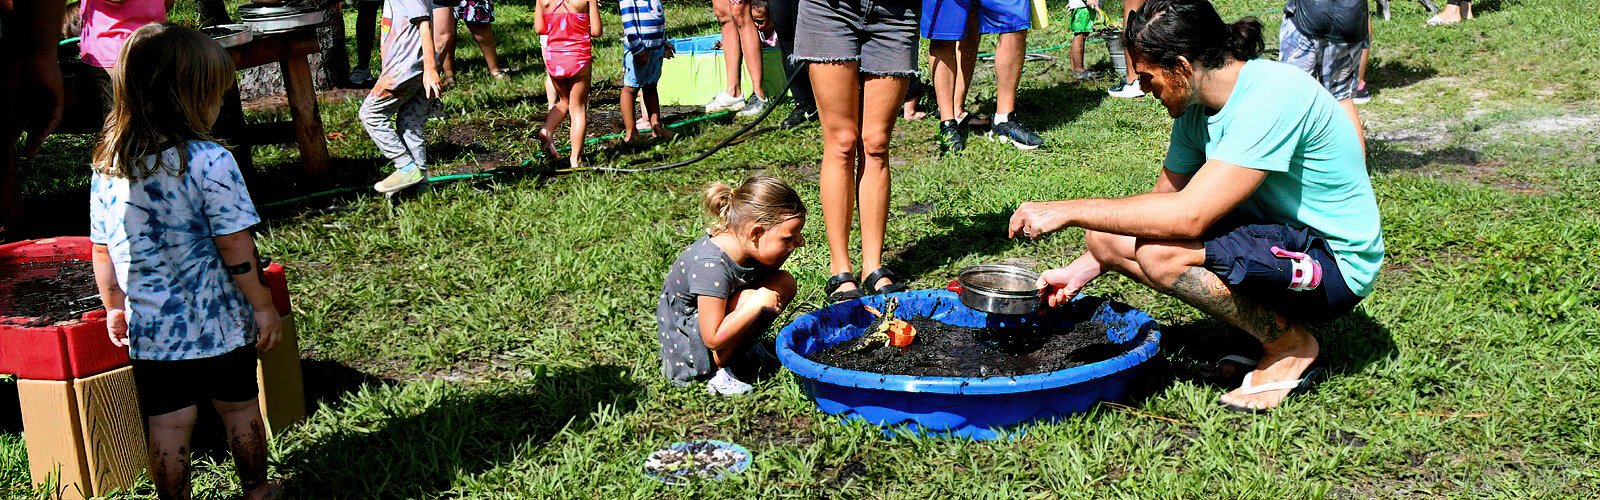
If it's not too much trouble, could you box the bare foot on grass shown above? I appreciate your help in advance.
[652,126,675,140]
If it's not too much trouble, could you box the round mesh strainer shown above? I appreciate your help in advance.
[958,265,1042,296]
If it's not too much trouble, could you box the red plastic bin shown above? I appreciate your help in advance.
[0,237,290,381]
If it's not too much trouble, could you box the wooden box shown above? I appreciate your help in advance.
[17,316,305,498]
[18,366,146,500]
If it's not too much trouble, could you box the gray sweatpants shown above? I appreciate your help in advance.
[359,76,433,170]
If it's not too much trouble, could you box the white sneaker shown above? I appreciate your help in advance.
[635,116,652,133]
[1108,79,1145,98]
[705,368,753,396]
[705,92,745,113]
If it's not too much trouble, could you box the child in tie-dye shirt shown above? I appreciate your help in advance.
[89,24,282,500]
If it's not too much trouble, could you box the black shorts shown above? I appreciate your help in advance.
[1200,218,1362,323]
[131,345,259,417]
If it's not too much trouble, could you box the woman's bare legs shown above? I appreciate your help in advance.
[733,1,766,99]
[811,61,863,294]
[465,22,504,75]
[713,0,744,97]
[858,75,908,290]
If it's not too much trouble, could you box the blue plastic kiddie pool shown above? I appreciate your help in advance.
[777,289,1161,440]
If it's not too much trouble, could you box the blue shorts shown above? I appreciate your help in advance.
[1200,218,1362,324]
[623,45,666,88]
[920,0,1032,40]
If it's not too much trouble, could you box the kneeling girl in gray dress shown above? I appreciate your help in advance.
[656,175,807,395]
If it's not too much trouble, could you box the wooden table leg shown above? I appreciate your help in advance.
[217,85,254,175]
[280,55,330,178]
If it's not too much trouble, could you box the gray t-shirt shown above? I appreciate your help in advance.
[379,0,432,88]
[655,236,766,385]
[1285,0,1369,44]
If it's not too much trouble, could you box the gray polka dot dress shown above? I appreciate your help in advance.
[656,236,764,385]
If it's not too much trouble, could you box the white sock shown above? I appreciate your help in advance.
[994,113,1011,124]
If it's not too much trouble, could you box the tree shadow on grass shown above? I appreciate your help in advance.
[1368,141,1481,174]
[277,364,641,498]
[886,211,1024,284]
[1013,81,1110,135]
[1366,58,1439,92]
[1123,309,1396,403]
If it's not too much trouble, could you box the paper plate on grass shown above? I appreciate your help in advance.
[642,440,751,485]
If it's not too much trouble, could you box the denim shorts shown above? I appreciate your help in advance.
[623,45,666,88]
[1279,14,1363,100]
[1200,218,1362,324]
[793,0,921,77]
[921,0,1030,40]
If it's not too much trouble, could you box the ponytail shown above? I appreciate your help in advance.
[702,182,736,232]
[701,175,807,235]
[1226,18,1265,63]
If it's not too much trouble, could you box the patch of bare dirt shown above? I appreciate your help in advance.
[242,87,369,113]
[1485,114,1600,139]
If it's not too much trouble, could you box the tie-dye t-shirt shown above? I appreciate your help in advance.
[89,141,262,361]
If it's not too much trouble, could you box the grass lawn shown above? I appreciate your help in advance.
[4,0,1599,497]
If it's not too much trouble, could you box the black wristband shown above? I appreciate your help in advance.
[225,260,254,276]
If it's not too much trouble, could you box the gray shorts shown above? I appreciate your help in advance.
[793,0,921,77]
[1279,15,1363,100]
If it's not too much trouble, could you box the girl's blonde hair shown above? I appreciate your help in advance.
[702,175,806,234]
[92,23,236,180]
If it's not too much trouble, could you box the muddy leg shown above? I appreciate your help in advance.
[147,406,199,500]
[215,397,273,499]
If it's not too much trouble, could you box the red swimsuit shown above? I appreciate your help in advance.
[541,1,593,79]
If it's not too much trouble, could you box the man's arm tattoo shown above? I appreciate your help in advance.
[1169,267,1289,343]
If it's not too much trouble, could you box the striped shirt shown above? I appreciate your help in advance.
[619,0,665,53]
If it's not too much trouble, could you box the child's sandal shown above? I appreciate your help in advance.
[825,272,864,303]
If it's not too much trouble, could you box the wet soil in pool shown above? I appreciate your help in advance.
[0,259,100,326]
[807,317,1133,378]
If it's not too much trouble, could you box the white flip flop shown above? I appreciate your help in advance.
[1222,367,1323,414]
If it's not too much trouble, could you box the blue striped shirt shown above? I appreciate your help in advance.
[619,0,665,53]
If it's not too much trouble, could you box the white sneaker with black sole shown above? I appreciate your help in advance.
[705,92,745,113]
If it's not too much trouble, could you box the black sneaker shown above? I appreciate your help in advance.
[939,119,965,155]
[988,120,1043,150]
[780,104,817,128]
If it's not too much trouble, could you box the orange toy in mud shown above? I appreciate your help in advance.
[845,297,917,353]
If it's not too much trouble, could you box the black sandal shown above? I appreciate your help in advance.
[825,272,865,303]
[862,267,908,296]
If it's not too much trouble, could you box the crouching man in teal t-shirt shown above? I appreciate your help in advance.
[1008,0,1384,413]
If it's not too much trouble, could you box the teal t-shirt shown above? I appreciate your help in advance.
[1164,59,1384,297]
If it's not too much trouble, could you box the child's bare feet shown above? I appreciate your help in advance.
[652,124,675,140]
[536,128,560,160]
[246,481,283,500]
[903,109,927,121]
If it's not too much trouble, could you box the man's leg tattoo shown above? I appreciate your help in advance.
[1169,267,1289,343]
